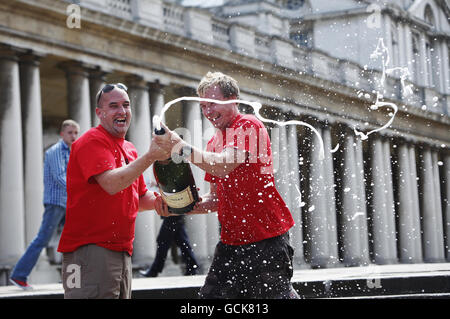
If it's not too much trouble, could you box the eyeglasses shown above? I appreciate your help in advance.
[96,83,128,106]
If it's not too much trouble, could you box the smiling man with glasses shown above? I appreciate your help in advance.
[58,83,171,299]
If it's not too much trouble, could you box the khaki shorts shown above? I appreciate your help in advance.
[62,244,132,299]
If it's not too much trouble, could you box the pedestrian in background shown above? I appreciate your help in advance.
[10,119,80,290]
[139,213,200,277]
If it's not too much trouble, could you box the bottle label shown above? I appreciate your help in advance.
[159,186,194,209]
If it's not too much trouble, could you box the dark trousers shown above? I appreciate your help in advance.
[150,216,198,274]
[199,232,299,299]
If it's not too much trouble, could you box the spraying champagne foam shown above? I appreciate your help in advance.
[152,96,326,161]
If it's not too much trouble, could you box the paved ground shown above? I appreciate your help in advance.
[1,262,449,299]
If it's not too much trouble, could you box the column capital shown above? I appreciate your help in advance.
[174,86,196,97]
[148,80,166,92]
[336,121,355,136]
[0,44,24,61]
[417,142,433,152]
[18,50,46,66]
[87,66,109,81]
[392,135,410,146]
[297,113,323,127]
[125,74,148,90]
[58,60,92,76]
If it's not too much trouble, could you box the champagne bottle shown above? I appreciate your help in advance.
[153,126,199,214]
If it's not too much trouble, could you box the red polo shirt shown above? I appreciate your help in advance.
[205,113,294,245]
[58,125,147,256]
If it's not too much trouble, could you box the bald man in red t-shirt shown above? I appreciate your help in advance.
[58,83,170,299]
[154,72,299,299]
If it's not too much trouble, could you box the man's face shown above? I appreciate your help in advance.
[200,85,238,130]
[60,125,79,148]
[96,88,131,138]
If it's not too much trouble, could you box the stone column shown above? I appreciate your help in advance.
[202,113,220,257]
[382,137,397,260]
[419,145,445,262]
[88,67,108,127]
[148,83,166,258]
[304,121,331,268]
[396,140,422,263]
[322,125,339,266]
[126,75,153,267]
[60,61,92,134]
[270,124,281,176]
[273,115,291,208]
[287,124,306,266]
[354,133,370,263]
[408,143,423,258]
[368,135,397,264]
[0,46,26,265]
[432,150,445,254]
[443,151,450,261]
[19,52,45,245]
[338,126,369,266]
[182,90,208,263]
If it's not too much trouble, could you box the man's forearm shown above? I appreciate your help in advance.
[138,191,157,212]
[187,144,244,178]
[95,151,156,195]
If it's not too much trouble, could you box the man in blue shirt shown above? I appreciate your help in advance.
[10,119,80,290]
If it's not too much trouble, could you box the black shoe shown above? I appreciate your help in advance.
[139,267,158,277]
[184,265,199,276]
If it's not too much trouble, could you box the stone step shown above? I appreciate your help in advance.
[1,263,449,299]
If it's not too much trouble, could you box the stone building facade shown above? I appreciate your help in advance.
[0,0,448,285]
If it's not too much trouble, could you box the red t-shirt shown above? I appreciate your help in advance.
[58,125,147,256]
[205,113,294,245]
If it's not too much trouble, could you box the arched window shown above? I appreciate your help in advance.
[411,33,421,84]
[425,39,434,86]
[423,5,439,88]
[391,22,399,67]
[424,4,435,27]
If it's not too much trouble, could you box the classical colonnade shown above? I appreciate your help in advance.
[0,46,449,283]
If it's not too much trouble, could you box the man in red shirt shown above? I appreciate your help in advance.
[154,72,299,298]
[58,83,170,299]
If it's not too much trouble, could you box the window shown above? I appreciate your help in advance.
[285,0,305,10]
[428,39,441,89]
[391,22,399,68]
[291,30,312,48]
[411,33,420,84]
[448,45,450,90]
[425,41,433,86]
[424,4,435,27]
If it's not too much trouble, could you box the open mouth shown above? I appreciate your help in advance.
[114,118,127,125]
